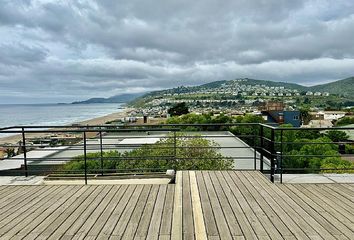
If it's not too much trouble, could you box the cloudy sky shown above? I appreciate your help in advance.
[0,0,354,103]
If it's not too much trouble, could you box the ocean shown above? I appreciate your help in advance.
[0,103,123,129]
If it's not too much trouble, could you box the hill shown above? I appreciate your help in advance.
[128,76,353,107]
[308,77,354,97]
[72,93,144,104]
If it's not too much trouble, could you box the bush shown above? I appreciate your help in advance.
[336,117,354,126]
[325,130,349,142]
[62,133,234,173]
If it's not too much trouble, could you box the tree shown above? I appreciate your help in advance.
[299,107,311,125]
[4,148,15,158]
[282,137,340,172]
[336,117,354,126]
[168,102,189,116]
[325,130,349,142]
[62,133,234,173]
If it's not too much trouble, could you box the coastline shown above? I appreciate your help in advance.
[0,108,131,145]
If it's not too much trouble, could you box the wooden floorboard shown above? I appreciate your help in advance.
[97,185,136,239]
[280,184,352,239]
[146,185,167,240]
[0,186,60,233]
[160,184,174,238]
[0,171,353,239]
[182,171,195,240]
[203,171,232,240]
[246,172,336,240]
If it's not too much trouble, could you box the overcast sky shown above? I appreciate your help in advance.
[0,0,354,103]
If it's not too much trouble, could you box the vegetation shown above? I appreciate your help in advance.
[4,148,15,158]
[276,125,354,173]
[128,77,354,108]
[310,77,354,98]
[166,113,264,146]
[168,102,189,116]
[336,117,354,126]
[325,130,349,142]
[62,133,234,173]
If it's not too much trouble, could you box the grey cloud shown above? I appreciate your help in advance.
[0,43,48,66]
[0,0,353,103]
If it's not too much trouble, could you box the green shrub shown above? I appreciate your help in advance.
[62,133,234,173]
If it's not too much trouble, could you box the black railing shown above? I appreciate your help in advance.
[0,123,353,184]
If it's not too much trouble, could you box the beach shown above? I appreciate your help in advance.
[0,108,131,145]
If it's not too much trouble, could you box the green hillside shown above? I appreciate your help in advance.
[128,76,354,107]
[308,77,354,97]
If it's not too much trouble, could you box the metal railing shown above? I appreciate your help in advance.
[0,123,353,184]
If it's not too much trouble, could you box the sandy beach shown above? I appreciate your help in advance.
[0,108,131,145]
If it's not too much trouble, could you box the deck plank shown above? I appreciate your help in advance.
[231,171,310,240]
[215,171,257,240]
[0,171,353,240]
[109,185,144,239]
[280,184,353,239]
[202,171,232,240]
[97,185,137,239]
[86,185,128,238]
[236,171,289,239]
[71,185,120,240]
[0,186,27,203]
[135,185,160,239]
[195,171,219,238]
[301,184,354,223]
[0,186,74,239]
[37,185,98,239]
[0,186,60,232]
[208,171,243,237]
[63,185,113,238]
[225,171,272,238]
[48,185,105,240]
[15,186,84,239]
[0,186,47,217]
[292,184,354,233]
[146,185,167,240]
[182,171,195,240]
[317,184,354,206]
[324,184,354,200]
[160,184,175,238]
[121,185,152,239]
[246,171,337,240]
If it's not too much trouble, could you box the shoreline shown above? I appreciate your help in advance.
[0,108,132,145]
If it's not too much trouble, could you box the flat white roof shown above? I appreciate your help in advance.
[118,138,160,145]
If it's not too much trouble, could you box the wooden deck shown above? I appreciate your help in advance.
[0,171,353,239]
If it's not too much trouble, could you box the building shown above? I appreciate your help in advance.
[310,111,346,121]
[260,101,301,127]
[304,119,334,128]
[262,110,301,127]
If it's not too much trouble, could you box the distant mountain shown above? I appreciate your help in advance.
[129,77,353,106]
[200,78,308,91]
[308,77,354,97]
[72,93,144,104]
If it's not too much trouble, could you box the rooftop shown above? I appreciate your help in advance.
[0,170,353,239]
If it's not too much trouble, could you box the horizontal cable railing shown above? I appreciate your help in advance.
[0,123,353,184]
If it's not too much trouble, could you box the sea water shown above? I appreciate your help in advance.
[0,103,123,130]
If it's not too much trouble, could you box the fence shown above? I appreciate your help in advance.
[0,123,353,183]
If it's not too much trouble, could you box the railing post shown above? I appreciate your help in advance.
[270,128,275,183]
[280,129,283,184]
[259,125,264,173]
[83,131,87,185]
[21,127,28,177]
[253,134,257,170]
[173,131,177,171]
[99,130,103,176]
